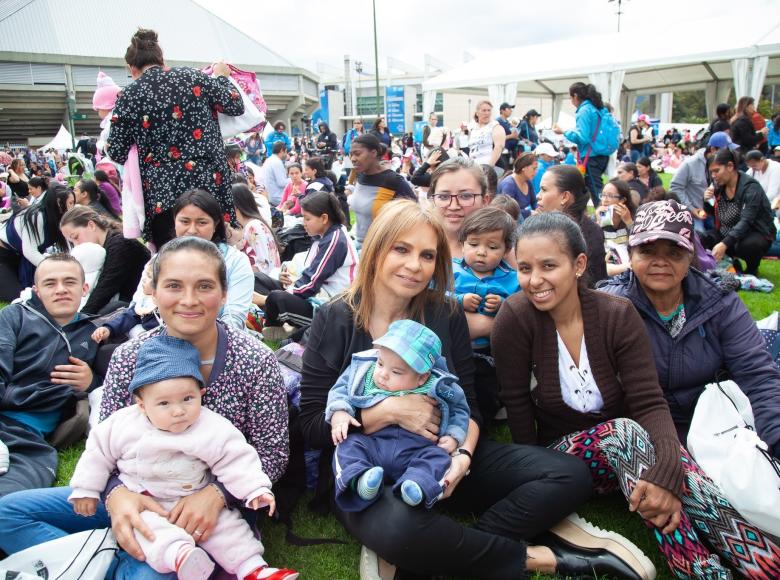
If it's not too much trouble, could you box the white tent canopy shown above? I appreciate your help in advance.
[40,125,74,152]
[423,17,780,129]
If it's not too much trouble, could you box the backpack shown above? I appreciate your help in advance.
[598,109,620,155]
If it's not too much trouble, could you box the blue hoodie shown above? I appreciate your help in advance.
[563,99,614,158]
[599,269,780,457]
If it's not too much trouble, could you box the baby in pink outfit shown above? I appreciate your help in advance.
[68,335,297,580]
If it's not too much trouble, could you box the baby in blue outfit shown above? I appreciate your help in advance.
[326,320,470,511]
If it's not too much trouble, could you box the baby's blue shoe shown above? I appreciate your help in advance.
[356,466,384,501]
[400,480,423,507]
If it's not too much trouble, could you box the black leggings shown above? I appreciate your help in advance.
[254,272,314,328]
[335,438,592,579]
[0,245,22,303]
[702,229,772,275]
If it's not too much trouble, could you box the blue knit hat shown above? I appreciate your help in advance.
[373,320,442,374]
[128,335,205,395]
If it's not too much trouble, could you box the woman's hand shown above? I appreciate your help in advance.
[279,271,293,288]
[629,480,682,535]
[613,203,633,227]
[106,487,169,561]
[212,62,231,77]
[704,184,715,201]
[712,242,727,261]
[361,395,441,442]
[441,453,471,500]
[427,149,442,167]
[167,484,225,543]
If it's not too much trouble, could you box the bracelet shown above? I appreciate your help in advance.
[453,448,473,460]
[209,483,227,509]
[104,484,127,515]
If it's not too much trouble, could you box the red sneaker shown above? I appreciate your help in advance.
[244,566,299,580]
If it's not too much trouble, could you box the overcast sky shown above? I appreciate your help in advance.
[195,0,776,74]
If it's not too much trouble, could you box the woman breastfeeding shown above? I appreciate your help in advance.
[299,200,646,580]
[493,211,780,579]
[0,236,289,579]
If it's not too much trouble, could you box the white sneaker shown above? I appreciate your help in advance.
[359,545,396,580]
[549,513,657,580]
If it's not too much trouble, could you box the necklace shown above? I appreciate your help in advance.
[657,304,684,322]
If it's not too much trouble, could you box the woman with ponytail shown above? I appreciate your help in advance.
[0,181,68,300]
[253,191,358,340]
[60,205,150,314]
[554,82,613,206]
[535,165,608,285]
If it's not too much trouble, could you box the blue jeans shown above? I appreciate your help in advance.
[0,486,174,580]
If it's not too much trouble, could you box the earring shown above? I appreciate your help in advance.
[575,272,582,279]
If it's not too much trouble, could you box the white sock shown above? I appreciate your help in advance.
[164,539,193,572]
[237,554,267,579]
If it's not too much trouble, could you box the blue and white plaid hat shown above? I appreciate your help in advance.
[373,320,442,374]
[128,335,205,395]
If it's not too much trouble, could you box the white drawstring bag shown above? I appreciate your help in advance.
[0,528,117,580]
[687,380,780,536]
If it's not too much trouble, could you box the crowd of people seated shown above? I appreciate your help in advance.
[0,28,779,580]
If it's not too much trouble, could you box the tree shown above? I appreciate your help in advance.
[672,91,707,123]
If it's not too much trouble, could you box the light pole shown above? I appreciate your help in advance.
[372,0,381,117]
[355,61,363,116]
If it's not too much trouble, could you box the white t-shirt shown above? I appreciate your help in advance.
[468,120,498,165]
[556,332,604,414]
[748,158,780,202]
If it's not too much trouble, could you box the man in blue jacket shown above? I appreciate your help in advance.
[0,254,100,497]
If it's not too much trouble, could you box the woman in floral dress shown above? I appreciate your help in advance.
[108,29,244,247]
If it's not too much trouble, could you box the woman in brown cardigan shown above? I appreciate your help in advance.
[493,212,748,580]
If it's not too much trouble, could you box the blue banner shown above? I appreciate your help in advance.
[311,89,329,128]
[385,85,405,135]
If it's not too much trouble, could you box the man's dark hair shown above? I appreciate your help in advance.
[272,141,287,155]
[35,253,85,284]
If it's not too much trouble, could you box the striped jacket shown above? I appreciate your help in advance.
[291,224,358,300]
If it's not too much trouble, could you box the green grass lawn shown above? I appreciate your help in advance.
[31,182,780,579]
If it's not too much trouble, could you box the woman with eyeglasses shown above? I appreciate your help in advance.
[348,133,416,247]
[701,148,776,276]
[595,179,637,276]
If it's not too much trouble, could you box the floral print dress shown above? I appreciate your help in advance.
[107,66,244,241]
[240,218,280,275]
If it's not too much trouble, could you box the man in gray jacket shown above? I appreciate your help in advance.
[0,254,100,496]
[669,131,737,231]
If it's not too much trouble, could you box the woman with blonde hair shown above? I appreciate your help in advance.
[299,200,639,579]
[468,100,506,175]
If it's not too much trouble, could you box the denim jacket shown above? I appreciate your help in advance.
[325,348,470,445]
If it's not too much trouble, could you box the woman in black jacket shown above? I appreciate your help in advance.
[59,206,150,314]
[730,97,765,153]
[702,148,776,275]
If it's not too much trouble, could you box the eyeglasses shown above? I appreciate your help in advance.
[602,194,623,201]
[429,192,483,207]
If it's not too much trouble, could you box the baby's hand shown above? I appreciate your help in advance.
[483,294,502,314]
[438,436,458,454]
[462,293,482,313]
[249,493,275,516]
[91,327,110,343]
[73,497,98,517]
[330,410,361,445]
